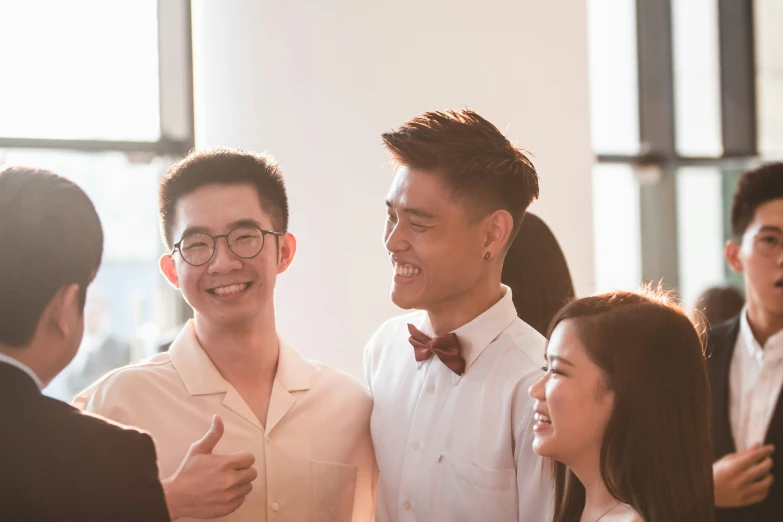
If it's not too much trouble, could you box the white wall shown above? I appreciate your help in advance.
[191,0,594,380]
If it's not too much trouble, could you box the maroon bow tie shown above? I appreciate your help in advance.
[407,323,466,376]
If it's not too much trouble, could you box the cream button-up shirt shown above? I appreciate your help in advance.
[365,287,553,522]
[75,321,376,522]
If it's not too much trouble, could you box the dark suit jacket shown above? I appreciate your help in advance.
[0,361,171,522]
[707,317,783,522]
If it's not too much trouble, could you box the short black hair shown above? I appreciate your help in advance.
[382,109,539,241]
[0,166,103,347]
[730,162,783,240]
[159,147,289,249]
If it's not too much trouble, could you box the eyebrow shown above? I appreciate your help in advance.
[385,200,436,219]
[179,218,263,239]
[548,355,575,367]
[758,225,783,235]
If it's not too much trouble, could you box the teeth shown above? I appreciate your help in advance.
[212,283,248,296]
[534,413,551,424]
[394,264,421,277]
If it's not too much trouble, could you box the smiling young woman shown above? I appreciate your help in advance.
[529,288,714,522]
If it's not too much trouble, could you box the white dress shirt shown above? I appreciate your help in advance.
[0,353,43,390]
[730,308,783,451]
[365,287,553,522]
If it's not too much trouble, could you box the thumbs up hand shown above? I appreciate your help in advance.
[162,415,257,520]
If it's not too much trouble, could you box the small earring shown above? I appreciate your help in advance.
[484,252,491,260]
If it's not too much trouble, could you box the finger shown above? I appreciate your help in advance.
[232,466,258,487]
[226,451,256,470]
[743,474,774,504]
[217,495,248,517]
[190,415,225,455]
[740,457,774,484]
[228,482,253,500]
[735,445,775,468]
[226,495,247,515]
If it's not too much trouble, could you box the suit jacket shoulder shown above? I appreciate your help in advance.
[0,363,170,522]
[706,316,741,356]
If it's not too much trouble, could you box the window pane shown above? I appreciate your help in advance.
[671,0,723,157]
[0,149,179,401]
[675,167,726,308]
[593,164,642,292]
[587,0,640,155]
[755,0,783,156]
[0,1,160,142]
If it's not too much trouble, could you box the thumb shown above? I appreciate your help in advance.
[191,414,224,455]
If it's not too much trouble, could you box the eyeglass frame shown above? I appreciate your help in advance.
[170,225,284,266]
[741,226,783,259]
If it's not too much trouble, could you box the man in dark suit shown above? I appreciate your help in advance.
[707,162,783,522]
[0,165,171,521]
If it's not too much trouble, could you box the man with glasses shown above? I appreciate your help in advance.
[708,162,783,522]
[76,148,376,522]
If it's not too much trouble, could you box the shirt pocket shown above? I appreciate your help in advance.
[312,460,358,522]
[436,452,517,522]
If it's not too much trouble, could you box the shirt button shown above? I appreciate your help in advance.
[265,435,271,442]
[412,442,420,451]
[427,385,436,394]
[403,501,412,511]
[272,502,279,511]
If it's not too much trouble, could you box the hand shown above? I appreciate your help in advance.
[162,415,258,520]
[713,444,775,508]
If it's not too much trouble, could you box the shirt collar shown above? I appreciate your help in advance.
[0,352,44,391]
[739,307,783,362]
[169,320,314,396]
[416,285,518,378]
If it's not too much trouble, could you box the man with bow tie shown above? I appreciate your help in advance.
[364,109,554,522]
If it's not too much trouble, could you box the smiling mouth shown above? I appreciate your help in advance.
[534,412,552,425]
[207,282,252,296]
[394,263,421,277]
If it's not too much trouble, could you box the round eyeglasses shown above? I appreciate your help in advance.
[751,230,783,258]
[171,225,283,266]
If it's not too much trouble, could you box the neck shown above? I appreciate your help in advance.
[746,299,783,347]
[0,343,53,388]
[568,452,619,521]
[427,277,505,336]
[193,311,279,387]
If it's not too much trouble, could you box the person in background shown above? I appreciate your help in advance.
[45,289,132,402]
[708,162,783,521]
[0,166,170,521]
[501,212,576,337]
[530,289,715,522]
[693,285,745,329]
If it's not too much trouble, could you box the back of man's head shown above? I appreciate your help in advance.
[0,166,103,348]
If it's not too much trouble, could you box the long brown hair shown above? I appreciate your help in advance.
[548,289,714,522]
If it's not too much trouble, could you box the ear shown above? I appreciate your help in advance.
[483,209,515,261]
[276,233,297,274]
[159,253,181,289]
[47,284,82,340]
[725,240,744,274]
